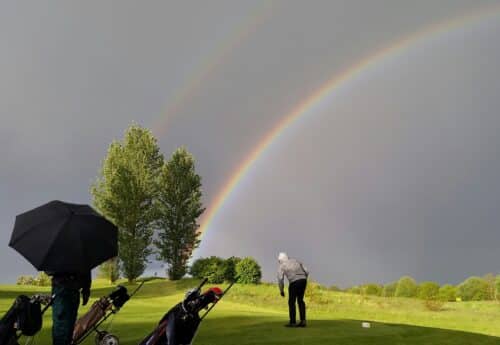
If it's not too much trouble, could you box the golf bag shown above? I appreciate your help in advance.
[138,279,232,345]
[0,295,53,345]
[72,284,141,345]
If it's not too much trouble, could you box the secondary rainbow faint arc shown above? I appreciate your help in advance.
[197,5,500,237]
[152,1,279,137]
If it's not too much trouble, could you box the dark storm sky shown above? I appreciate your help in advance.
[1,1,500,286]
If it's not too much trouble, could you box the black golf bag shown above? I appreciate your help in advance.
[0,294,52,345]
[139,279,231,345]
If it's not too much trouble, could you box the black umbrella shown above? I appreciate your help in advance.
[9,200,118,273]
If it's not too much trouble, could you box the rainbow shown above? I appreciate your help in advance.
[152,1,278,137]
[198,5,500,236]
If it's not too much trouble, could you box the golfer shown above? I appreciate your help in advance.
[49,271,91,345]
[277,252,308,327]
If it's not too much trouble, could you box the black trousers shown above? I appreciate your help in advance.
[288,279,307,323]
[52,285,79,345]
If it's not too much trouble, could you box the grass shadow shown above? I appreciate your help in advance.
[10,317,500,345]
[194,317,500,345]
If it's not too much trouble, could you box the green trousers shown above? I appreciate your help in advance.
[51,285,80,345]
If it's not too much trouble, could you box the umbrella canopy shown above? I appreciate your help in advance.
[9,200,118,273]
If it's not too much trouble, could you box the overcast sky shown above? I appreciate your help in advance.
[1,1,500,287]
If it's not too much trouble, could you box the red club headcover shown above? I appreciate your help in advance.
[206,287,223,300]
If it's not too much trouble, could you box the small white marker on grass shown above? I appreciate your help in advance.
[361,322,371,328]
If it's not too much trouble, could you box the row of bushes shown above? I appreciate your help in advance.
[16,257,263,286]
[16,272,51,286]
[345,274,500,301]
[189,256,262,284]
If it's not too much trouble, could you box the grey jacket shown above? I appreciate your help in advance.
[277,258,309,293]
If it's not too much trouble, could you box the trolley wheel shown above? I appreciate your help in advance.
[95,331,120,345]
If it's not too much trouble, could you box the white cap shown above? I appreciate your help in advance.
[278,252,288,262]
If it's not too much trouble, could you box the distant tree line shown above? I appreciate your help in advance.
[16,272,51,286]
[342,273,500,302]
[190,256,262,284]
[17,256,263,286]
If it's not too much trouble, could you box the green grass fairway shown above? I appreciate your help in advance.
[1,279,500,344]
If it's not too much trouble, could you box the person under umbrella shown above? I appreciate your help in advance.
[277,252,309,328]
[46,270,91,345]
[9,200,118,345]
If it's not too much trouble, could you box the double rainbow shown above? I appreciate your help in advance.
[198,5,500,237]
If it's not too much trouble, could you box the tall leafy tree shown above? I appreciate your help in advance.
[155,147,205,280]
[91,125,164,282]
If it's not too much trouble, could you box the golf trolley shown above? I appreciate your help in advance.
[138,278,234,345]
[0,294,54,345]
[71,282,144,345]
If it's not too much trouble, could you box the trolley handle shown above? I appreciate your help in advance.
[129,281,145,298]
[195,278,208,293]
[200,281,235,321]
